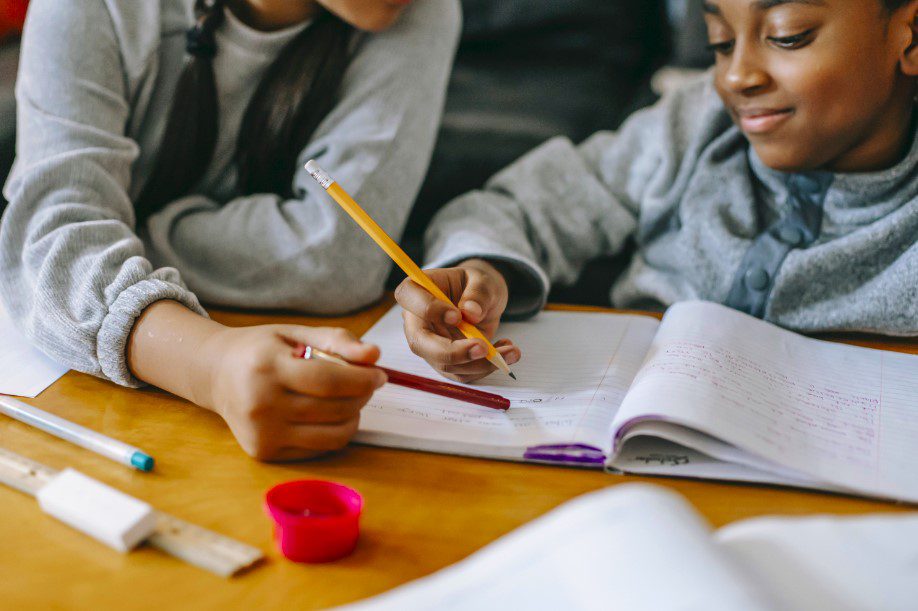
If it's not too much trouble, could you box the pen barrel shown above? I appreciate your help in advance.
[376,367,510,411]
[299,345,511,410]
[0,397,146,468]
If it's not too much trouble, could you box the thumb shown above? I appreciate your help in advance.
[457,269,503,325]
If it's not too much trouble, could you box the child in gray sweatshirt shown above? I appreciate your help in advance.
[0,0,459,460]
[396,0,918,383]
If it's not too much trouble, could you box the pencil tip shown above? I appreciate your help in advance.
[508,372,517,380]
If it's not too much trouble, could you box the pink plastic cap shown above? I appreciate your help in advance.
[264,479,363,563]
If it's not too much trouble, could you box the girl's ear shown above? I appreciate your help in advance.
[901,1,918,76]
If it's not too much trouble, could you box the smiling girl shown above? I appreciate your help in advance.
[394,0,918,382]
[0,0,459,458]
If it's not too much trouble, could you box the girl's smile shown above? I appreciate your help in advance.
[733,106,795,134]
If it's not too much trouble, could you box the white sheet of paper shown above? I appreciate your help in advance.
[0,302,68,398]
[717,512,918,611]
[612,301,918,502]
[340,482,918,611]
[338,484,771,611]
[357,308,659,457]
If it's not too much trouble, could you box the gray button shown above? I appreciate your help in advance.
[778,226,804,246]
[793,174,822,195]
[745,267,770,291]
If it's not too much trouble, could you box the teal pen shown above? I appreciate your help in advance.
[0,396,155,472]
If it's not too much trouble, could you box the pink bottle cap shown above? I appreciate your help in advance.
[264,479,363,563]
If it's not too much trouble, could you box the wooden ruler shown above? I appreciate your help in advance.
[0,446,263,577]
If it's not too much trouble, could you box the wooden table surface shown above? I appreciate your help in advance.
[1,299,915,610]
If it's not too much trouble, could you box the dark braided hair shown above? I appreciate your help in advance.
[135,0,353,222]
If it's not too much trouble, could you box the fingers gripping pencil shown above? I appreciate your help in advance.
[304,160,516,380]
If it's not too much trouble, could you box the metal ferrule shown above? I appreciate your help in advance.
[304,160,334,190]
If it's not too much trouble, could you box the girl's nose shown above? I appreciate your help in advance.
[724,44,770,94]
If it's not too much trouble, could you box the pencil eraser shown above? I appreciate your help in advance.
[304,159,332,189]
[36,468,156,552]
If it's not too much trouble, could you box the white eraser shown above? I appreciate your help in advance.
[36,468,157,552]
[304,159,333,189]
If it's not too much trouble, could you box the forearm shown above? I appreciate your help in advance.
[126,300,225,410]
[125,300,387,462]
[144,193,396,314]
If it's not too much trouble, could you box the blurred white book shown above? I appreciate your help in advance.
[341,484,918,611]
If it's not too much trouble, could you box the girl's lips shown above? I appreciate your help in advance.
[737,108,794,135]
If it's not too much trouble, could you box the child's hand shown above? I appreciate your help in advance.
[394,258,521,383]
[200,325,387,461]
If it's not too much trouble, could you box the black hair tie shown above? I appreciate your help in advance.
[186,0,225,59]
[186,22,217,58]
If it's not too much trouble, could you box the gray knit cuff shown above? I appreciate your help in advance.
[97,279,209,387]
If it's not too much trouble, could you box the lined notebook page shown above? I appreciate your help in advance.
[613,301,918,502]
[357,308,659,457]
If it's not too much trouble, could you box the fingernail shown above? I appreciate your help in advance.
[463,301,483,320]
[444,310,461,325]
[469,344,486,359]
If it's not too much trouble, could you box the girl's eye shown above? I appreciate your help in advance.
[705,40,735,55]
[767,29,814,49]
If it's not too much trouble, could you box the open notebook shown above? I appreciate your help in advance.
[358,301,918,503]
[340,484,918,611]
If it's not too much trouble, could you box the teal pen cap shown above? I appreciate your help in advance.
[130,452,155,472]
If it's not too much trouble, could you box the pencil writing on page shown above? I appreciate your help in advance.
[303,159,515,380]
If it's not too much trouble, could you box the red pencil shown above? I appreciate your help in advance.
[297,345,510,411]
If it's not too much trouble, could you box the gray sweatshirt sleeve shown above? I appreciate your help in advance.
[144,0,461,314]
[0,0,207,387]
[423,91,686,318]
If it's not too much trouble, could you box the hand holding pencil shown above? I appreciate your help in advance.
[394,260,521,384]
[304,160,520,383]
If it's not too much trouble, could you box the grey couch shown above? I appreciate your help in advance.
[401,1,672,260]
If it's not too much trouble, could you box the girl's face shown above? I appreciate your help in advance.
[237,0,414,32]
[704,0,918,172]
[317,0,415,32]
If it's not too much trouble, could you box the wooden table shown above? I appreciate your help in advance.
[1,299,915,609]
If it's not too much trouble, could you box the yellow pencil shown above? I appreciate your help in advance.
[304,160,515,379]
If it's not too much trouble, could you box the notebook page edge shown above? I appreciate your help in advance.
[604,300,918,503]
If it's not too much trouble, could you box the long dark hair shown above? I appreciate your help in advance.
[135,0,352,222]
